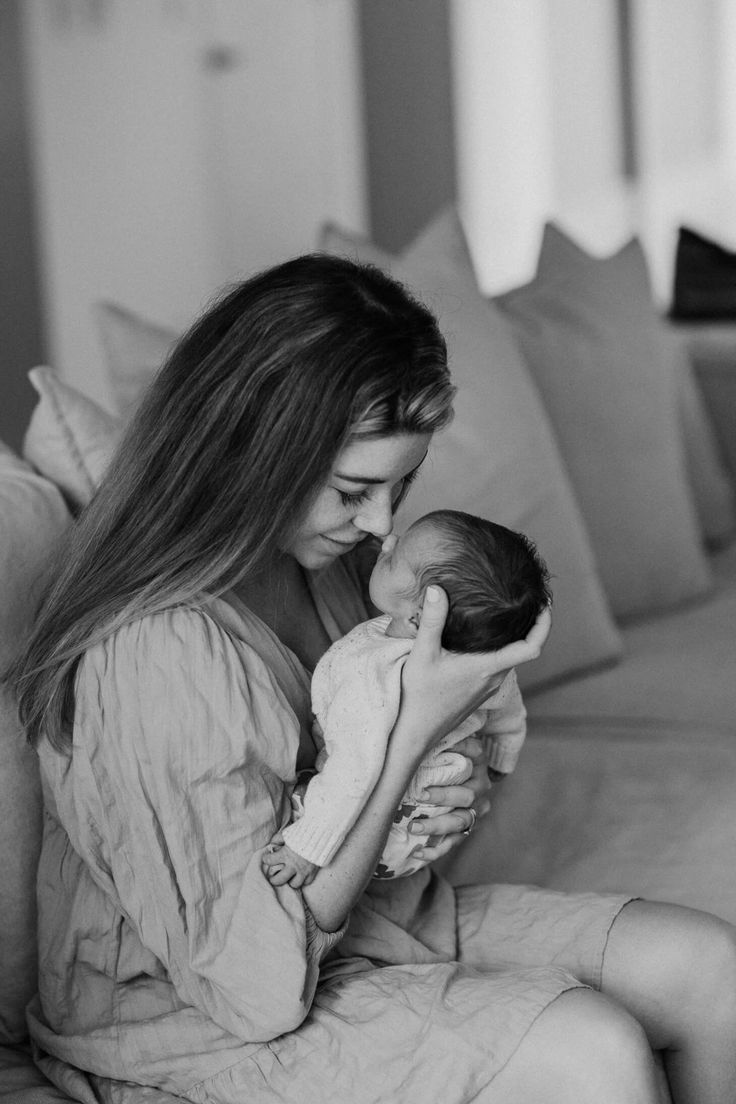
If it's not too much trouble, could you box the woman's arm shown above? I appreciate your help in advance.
[303,588,550,931]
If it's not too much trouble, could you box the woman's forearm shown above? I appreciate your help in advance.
[301,733,423,932]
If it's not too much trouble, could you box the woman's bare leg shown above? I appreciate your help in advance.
[601,900,736,1104]
[479,987,664,1104]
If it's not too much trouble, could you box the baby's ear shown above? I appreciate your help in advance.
[408,609,421,636]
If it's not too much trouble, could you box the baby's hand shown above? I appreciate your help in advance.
[262,841,319,888]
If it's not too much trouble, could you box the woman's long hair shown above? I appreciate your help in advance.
[9,254,454,750]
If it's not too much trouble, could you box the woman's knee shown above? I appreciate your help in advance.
[604,901,736,1046]
[493,988,659,1103]
[681,913,736,1029]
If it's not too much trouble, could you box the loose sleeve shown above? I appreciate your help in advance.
[72,608,345,1043]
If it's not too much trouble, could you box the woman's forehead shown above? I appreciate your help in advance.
[333,432,431,481]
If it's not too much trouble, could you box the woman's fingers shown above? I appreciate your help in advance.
[487,605,552,672]
[410,585,448,661]
[420,784,475,810]
[451,735,484,760]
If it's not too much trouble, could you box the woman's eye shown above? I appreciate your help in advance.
[338,488,369,507]
[392,467,421,505]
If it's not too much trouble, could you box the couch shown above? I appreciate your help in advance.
[2,210,736,1102]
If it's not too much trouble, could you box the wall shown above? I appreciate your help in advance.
[20,0,367,404]
[0,0,46,451]
[358,0,456,252]
[450,0,736,301]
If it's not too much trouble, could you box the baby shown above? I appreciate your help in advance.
[262,509,551,886]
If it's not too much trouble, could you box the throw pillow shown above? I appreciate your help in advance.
[0,442,71,1044]
[93,301,178,419]
[497,224,713,620]
[672,225,736,321]
[22,367,122,513]
[321,210,623,691]
[536,223,735,548]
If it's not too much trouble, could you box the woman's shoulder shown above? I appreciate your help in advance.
[78,597,311,720]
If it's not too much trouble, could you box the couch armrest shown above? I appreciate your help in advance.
[671,320,736,482]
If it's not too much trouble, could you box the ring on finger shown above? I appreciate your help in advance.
[462,808,477,837]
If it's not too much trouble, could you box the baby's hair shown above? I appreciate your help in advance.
[411,510,552,653]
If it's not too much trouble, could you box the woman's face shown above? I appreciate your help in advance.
[286,432,431,570]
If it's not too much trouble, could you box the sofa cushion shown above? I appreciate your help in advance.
[321,210,623,690]
[526,538,736,732]
[22,368,121,513]
[676,320,736,485]
[0,444,71,1046]
[447,718,736,927]
[0,1044,79,1102]
[93,301,177,420]
[535,223,736,549]
[496,226,713,620]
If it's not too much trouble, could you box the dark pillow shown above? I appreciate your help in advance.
[672,226,736,321]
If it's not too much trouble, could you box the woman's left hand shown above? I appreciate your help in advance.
[408,734,492,863]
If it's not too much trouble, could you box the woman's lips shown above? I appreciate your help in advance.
[322,535,358,549]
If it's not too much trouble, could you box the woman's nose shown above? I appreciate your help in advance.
[355,492,393,538]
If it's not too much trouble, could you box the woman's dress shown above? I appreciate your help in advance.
[28,554,631,1104]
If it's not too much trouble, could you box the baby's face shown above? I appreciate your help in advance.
[368,520,443,637]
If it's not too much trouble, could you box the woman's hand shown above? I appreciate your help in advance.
[407,734,493,864]
[394,585,551,765]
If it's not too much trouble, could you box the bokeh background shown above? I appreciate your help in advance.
[3,0,736,448]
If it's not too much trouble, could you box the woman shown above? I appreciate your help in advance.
[11,255,736,1103]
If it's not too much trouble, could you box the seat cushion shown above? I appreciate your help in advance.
[526,542,736,732]
[447,717,736,926]
[0,445,71,1045]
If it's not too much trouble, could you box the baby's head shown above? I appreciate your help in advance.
[369,509,551,651]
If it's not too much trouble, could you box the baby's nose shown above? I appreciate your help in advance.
[381,534,399,555]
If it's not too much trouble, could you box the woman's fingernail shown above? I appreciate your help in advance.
[426,586,440,603]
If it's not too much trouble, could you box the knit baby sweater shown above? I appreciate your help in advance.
[282,614,526,868]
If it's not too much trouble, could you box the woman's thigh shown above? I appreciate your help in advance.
[456,882,634,989]
[600,899,736,1047]
[476,987,667,1104]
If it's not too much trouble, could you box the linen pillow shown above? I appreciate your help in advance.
[321,210,623,691]
[678,321,736,485]
[0,442,71,1044]
[93,301,177,419]
[535,223,735,549]
[496,225,713,620]
[22,367,122,513]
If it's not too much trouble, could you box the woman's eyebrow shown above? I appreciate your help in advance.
[333,472,384,484]
[334,452,429,485]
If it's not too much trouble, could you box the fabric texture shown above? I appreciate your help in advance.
[678,319,736,485]
[93,301,177,420]
[534,223,735,549]
[447,718,736,928]
[525,537,736,732]
[22,367,121,513]
[321,210,623,690]
[284,615,525,876]
[496,224,713,620]
[29,556,632,1104]
[0,444,71,1045]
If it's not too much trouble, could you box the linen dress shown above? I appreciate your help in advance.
[28,553,633,1104]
